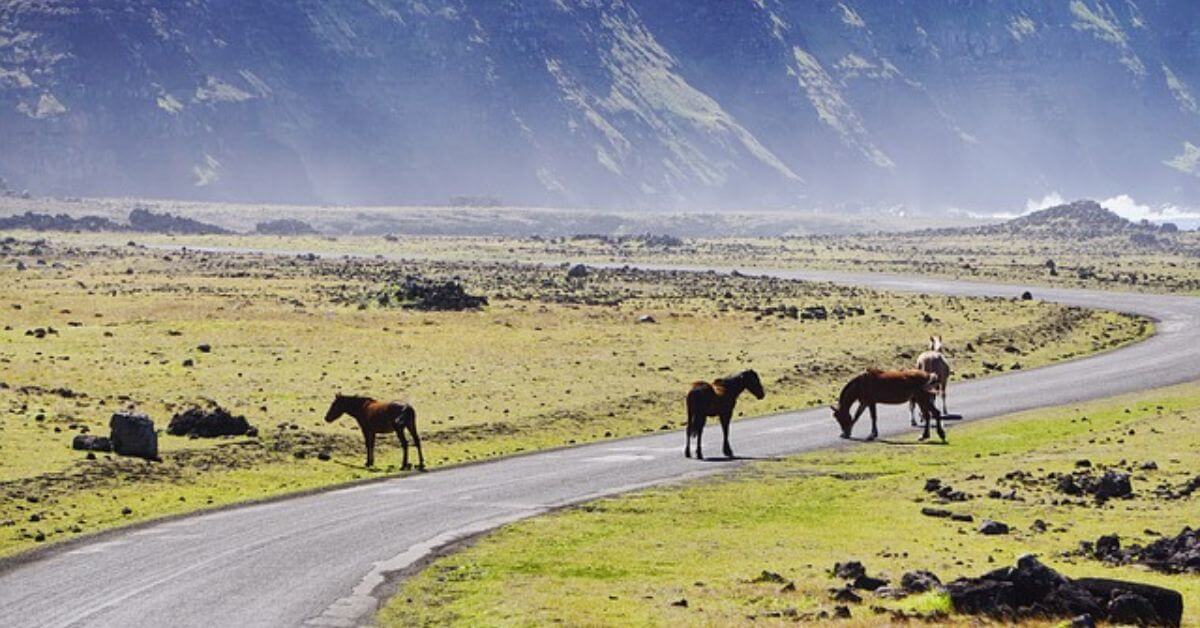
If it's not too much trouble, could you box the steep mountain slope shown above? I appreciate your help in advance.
[0,0,1197,211]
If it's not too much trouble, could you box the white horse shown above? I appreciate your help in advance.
[911,335,951,425]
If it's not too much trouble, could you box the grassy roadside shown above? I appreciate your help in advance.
[0,236,1150,559]
[382,382,1200,627]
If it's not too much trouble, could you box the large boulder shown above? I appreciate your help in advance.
[109,412,158,460]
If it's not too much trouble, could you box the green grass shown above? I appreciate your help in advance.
[382,382,1200,626]
[0,235,1149,559]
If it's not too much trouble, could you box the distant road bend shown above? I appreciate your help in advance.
[3,260,1200,628]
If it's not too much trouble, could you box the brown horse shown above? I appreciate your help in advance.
[832,369,944,442]
[685,369,765,459]
[324,394,425,470]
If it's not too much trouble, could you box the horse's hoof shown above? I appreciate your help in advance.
[417,465,427,472]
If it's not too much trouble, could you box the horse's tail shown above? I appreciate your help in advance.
[395,404,416,431]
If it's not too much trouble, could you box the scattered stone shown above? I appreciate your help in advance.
[950,513,974,522]
[752,570,787,584]
[1021,290,1034,300]
[851,574,888,591]
[978,519,1010,535]
[670,598,688,608]
[832,561,866,580]
[920,507,952,518]
[830,586,862,603]
[566,264,589,279]
[371,276,488,311]
[833,605,851,619]
[1081,526,1200,574]
[636,314,656,324]
[197,343,212,353]
[71,434,111,452]
[900,570,942,594]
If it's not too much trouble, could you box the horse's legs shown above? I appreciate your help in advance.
[909,400,918,427]
[362,429,376,467]
[395,425,410,470]
[848,402,868,438]
[684,411,693,458]
[719,412,733,458]
[867,404,879,441]
[694,416,705,460]
[941,383,948,415]
[408,420,425,470]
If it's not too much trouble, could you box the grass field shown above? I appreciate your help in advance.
[381,382,1200,626]
[0,235,1147,558]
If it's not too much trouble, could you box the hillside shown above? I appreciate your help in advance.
[1,1,1199,210]
[975,200,1181,239]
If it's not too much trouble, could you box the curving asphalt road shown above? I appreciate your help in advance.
[2,263,1199,628]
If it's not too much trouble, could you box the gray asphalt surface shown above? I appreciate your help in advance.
[2,263,1198,628]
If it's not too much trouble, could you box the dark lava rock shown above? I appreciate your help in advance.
[1082,527,1200,575]
[945,554,1181,626]
[72,434,111,452]
[255,218,317,235]
[1076,578,1183,627]
[901,570,942,594]
[1093,471,1133,500]
[128,208,230,235]
[830,586,862,603]
[979,519,1010,535]
[920,507,952,518]
[670,598,688,608]
[851,574,889,591]
[566,264,589,278]
[374,276,487,311]
[752,570,787,584]
[833,605,851,619]
[196,343,212,353]
[832,561,866,580]
[951,513,975,522]
[1021,290,1034,300]
[0,211,124,232]
[168,405,255,438]
[109,412,158,460]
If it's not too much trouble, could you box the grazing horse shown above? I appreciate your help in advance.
[324,394,425,470]
[911,335,951,425]
[832,369,945,442]
[685,369,765,459]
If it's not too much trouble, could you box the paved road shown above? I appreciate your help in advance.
[3,263,1199,628]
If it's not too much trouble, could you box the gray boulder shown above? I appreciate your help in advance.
[109,412,158,460]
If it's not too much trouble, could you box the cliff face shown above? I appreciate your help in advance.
[1,1,1197,210]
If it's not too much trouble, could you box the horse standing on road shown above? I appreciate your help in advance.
[911,335,951,425]
[833,369,945,442]
[684,369,765,459]
[324,394,425,470]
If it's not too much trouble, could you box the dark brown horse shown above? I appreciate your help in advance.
[324,394,425,470]
[685,369,765,459]
[832,369,944,442]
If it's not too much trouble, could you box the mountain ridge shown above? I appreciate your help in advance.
[1,1,1198,211]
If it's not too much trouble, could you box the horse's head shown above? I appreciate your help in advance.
[324,394,350,423]
[830,404,854,438]
[930,335,944,353]
[742,369,765,400]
